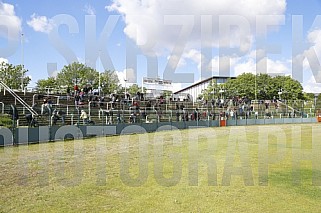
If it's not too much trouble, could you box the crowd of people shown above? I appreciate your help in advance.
[20,86,298,127]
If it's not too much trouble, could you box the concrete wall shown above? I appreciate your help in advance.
[0,117,318,146]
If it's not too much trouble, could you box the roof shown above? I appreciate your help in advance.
[174,76,235,94]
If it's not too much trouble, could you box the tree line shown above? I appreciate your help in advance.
[201,73,312,101]
[0,61,146,96]
[0,61,315,100]
[36,62,120,94]
[0,62,30,90]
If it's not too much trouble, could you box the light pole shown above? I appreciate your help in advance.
[73,77,78,94]
[212,79,215,100]
[98,73,101,96]
[255,74,257,101]
[278,88,283,101]
[98,50,102,97]
[124,79,127,98]
[314,93,319,116]
[219,86,225,99]
[21,33,24,91]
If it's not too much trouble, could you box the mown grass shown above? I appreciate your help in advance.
[1,123,321,212]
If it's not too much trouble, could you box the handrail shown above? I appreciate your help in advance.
[0,102,4,114]
[32,94,37,106]
[33,94,60,106]
[0,81,38,116]
[277,100,301,114]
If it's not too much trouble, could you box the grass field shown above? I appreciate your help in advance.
[1,123,321,212]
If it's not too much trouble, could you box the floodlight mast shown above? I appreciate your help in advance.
[124,79,127,97]
[21,33,24,92]
[255,73,257,101]
[98,50,101,97]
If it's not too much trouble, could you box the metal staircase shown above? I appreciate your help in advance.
[277,100,301,116]
[0,81,38,116]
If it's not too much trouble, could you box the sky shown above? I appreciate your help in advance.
[1,0,321,93]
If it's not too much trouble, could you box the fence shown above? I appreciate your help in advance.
[0,117,317,146]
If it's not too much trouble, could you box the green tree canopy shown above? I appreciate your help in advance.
[35,77,58,93]
[199,79,220,100]
[56,62,98,88]
[224,73,256,98]
[271,76,304,100]
[0,62,30,90]
[38,62,121,95]
[126,84,141,96]
[202,73,305,100]
[99,70,120,94]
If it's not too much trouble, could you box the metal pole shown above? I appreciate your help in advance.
[124,79,127,98]
[314,94,318,117]
[21,33,24,92]
[142,77,144,93]
[10,105,16,145]
[99,72,101,97]
[32,94,38,106]
[88,101,91,118]
[255,73,257,101]
[98,50,101,97]
[0,102,4,114]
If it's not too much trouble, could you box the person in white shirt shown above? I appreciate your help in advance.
[80,110,88,124]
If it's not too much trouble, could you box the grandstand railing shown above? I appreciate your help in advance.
[0,102,4,114]
[4,89,315,126]
[0,81,38,116]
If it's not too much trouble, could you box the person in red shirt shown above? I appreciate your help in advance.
[74,84,79,93]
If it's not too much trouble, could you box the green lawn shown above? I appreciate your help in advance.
[1,124,321,212]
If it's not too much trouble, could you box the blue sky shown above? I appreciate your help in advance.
[1,0,321,93]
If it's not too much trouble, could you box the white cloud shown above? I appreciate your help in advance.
[183,49,203,70]
[307,29,321,45]
[27,13,54,34]
[0,2,21,39]
[234,57,290,77]
[107,0,286,54]
[168,48,290,80]
[84,4,96,15]
[116,68,136,86]
[302,29,321,82]
[171,83,183,92]
[167,54,186,69]
[207,56,240,77]
[116,70,126,86]
[204,49,290,77]
[293,29,321,92]
[265,59,289,75]
[303,76,321,93]
[234,58,256,76]
[0,57,8,64]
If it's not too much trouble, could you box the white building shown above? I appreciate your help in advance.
[142,77,172,99]
[173,76,233,102]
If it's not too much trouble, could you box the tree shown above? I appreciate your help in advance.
[0,62,31,89]
[224,73,256,99]
[36,77,58,93]
[126,84,141,96]
[56,62,98,89]
[201,73,305,101]
[199,79,220,100]
[162,90,172,98]
[303,93,315,101]
[53,62,120,95]
[271,76,304,100]
[99,70,120,94]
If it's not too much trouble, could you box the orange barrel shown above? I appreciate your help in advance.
[220,117,226,127]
